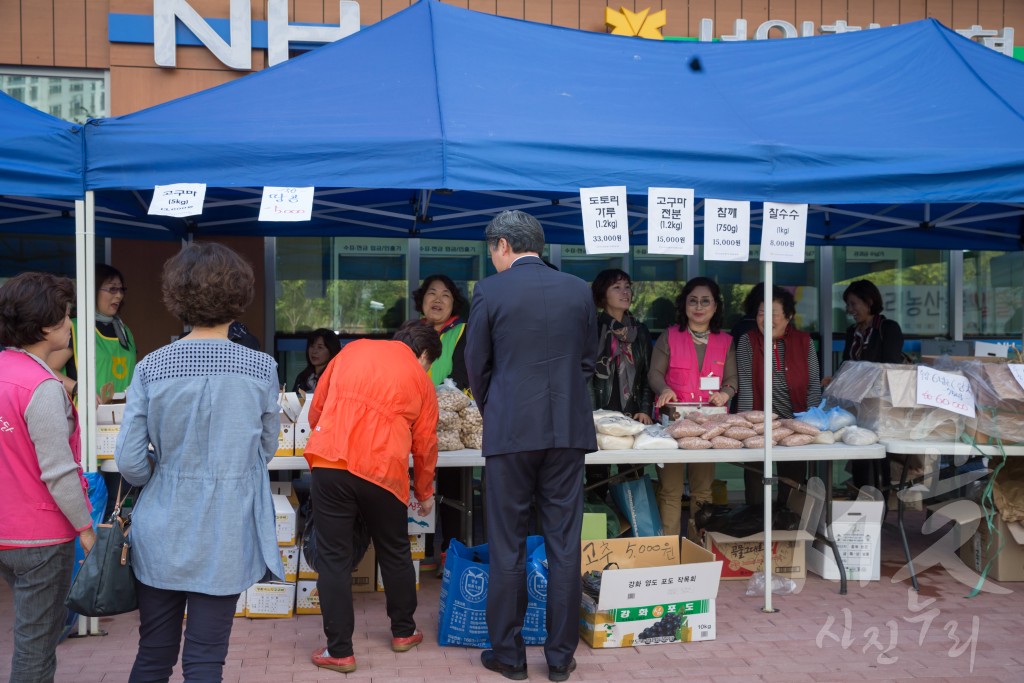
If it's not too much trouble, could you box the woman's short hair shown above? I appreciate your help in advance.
[675,276,724,333]
[96,263,125,294]
[412,274,467,318]
[741,282,765,318]
[307,328,342,364]
[591,269,632,308]
[162,242,254,327]
[772,287,797,320]
[393,320,442,363]
[0,272,75,348]
[843,279,884,315]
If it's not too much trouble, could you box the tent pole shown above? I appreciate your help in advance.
[762,261,775,613]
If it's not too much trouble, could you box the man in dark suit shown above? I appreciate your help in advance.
[465,210,598,682]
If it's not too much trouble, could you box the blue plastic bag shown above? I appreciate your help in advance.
[610,474,663,538]
[794,402,830,431]
[437,536,547,647]
[826,406,857,431]
[61,472,108,640]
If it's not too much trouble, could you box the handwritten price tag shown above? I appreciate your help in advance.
[148,183,206,217]
[916,366,975,418]
[1009,365,1024,393]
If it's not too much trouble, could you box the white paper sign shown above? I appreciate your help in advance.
[580,186,629,254]
[259,186,315,222]
[1009,365,1024,392]
[760,202,808,263]
[916,366,976,418]
[148,183,206,217]
[702,199,750,261]
[647,187,694,255]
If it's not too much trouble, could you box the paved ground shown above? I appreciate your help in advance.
[2,509,1023,682]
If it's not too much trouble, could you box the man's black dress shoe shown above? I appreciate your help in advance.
[481,650,528,681]
[548,658,577,682]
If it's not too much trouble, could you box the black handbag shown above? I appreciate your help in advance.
[65,485,138,617]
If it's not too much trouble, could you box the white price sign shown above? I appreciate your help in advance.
[702,199,750,261]
[916,366,976,418]
[760,202,808,263]
[259,186,315,222]
[647,187,694,255]
[148,183,206,217]
[580,186,629,254]
[1009,364,1024,392]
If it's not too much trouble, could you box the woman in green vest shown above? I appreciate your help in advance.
[413,274,468,390]
[50,264,137,403]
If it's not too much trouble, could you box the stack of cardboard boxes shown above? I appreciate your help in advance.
[276,392,312,458]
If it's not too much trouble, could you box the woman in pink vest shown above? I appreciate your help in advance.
[648,277,737,537]
[0,272,95,683]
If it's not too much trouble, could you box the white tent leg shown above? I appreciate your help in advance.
[762,261,775,613]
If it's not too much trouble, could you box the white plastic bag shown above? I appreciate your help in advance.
[596,415,646,437]
[744,571,798,596]
[841,425,879,446]
[633,425,678,450]
[597,433,634,450]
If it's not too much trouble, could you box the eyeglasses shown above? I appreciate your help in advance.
[100,287,127,295]
[686,297,714,309]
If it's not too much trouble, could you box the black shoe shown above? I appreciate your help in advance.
[548,658,577,682]
[481,650,528,681]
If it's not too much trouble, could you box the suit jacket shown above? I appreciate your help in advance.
[465,255,599,457]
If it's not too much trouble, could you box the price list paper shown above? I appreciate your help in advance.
[760,202,808,263]
[647,188,695,255]
[259,186,315,222]
[702,199,750,261]
[916,366,976,418]
[580,186,629,254]
[148,183,207,217]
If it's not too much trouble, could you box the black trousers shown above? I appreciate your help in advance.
[484,448,584,669]
[312,468,416,658]
[129,582,238,683]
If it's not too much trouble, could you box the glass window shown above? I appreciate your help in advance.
[833,247,949,337]
[0,70,107,124]
[560,245,623,283]
[964,250,1022,337]
[630,246,686,333]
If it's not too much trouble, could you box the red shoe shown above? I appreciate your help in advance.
[391,631,424,652]
[311,647,357,673]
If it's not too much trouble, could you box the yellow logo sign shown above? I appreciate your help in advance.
[605,7,666,40]
[112,357,128,380]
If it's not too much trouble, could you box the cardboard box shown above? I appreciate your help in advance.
[273,494,297,546]
[579,536,722,648]
[408,491,436,534]
[296,580,321,614]
[409,534,426,560]
[294,396,313,456]
[96,424,121,460]
[377,560,420,592]
[806,499,884,582]
[276,421,294,457]
[234,592,246,617]
[280,544,299,583]
[298,541,318,580]
[352,544,376,593]
[960,513,1024,582]
[245,582,295,618]
[704,529,813,580]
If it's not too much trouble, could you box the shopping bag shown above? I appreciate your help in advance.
[437,536,547,647]
[62,473,109,638]
[64,511,137,617]
[300,498,370,575]
[610,474,663,537]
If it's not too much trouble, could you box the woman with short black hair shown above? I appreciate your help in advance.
[0,271,95,682]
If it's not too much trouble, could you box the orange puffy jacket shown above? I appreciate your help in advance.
[305,339,438,505]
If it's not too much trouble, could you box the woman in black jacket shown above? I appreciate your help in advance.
[841,279,905,364]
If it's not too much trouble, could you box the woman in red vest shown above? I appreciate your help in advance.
[648,277,737,538]
[736,286,822,507]
[0,272,95,682]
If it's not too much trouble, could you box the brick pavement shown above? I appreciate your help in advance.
[3,510,1024,682]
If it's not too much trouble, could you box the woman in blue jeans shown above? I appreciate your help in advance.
[115,243,284,682]
[0,272,96,683]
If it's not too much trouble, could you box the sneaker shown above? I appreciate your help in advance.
[391,631,424,652]
[311,647,356,673]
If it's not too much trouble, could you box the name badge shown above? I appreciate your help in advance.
[700,375,721,391]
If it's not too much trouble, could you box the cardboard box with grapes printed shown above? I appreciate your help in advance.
[579,536,722,648]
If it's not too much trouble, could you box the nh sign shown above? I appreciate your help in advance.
[151,0,360,69]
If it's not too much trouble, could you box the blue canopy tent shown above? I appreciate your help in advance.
[80,0,1024,249]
